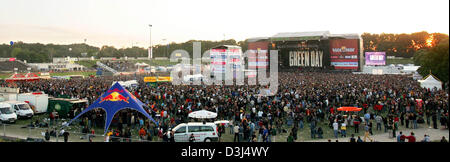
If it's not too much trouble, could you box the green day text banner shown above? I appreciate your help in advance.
[289,50,323,67]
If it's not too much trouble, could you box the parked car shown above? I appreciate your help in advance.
[172,122,219,142]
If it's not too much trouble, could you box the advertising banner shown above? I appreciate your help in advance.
[144,77,157,83]
[248,49,268,69]
[157,77,172,82]
[365,52,386,66]
[329,39,359,70]
[210,48,243,74]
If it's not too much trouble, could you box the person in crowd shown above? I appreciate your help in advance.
[233,124,240,142]
[139,127,146,141]
[170,130,175,142]
[406,132,416,143]
[421,134,431,142]
[291,125,298,141]
[63,129,70,142]
[317,127,323,139]
[262,125,269,142]
[363,124,373,142]
[349,134,356,143]
[189,133,195,142]
[375,115,382,131]
[44,129,50,141]
[397,131,406,142]
[341,122,347,138]
[270,125,277,142]
[287,132,295,142]
[353,118,360,134]
[357,136,363,142]
[333,120,339,139]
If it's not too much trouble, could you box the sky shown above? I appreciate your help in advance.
[0,0,449,48]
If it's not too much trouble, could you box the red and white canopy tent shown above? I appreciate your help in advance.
[25,72,40,81]
[5,72,40,82]
[5,73,26,82]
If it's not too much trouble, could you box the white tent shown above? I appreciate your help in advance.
[418,74,442,91]
[188,110,217,119]
[135,62,149,67]
[112,80,138,88]
[183,74,205,82]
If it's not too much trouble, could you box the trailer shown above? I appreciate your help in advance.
[17,92,49,114]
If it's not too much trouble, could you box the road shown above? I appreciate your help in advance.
[306,126,449,142]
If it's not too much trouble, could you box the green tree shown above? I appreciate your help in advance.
[11,48,31,62]
[416,39,449,83]
[98,46,120,58]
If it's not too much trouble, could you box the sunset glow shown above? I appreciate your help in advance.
[426,35,434,47]
[0,0,448,48]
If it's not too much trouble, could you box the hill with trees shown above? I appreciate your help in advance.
[0,31,447,63]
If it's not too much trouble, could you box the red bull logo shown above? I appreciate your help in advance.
[108,88,124,93]
[99,92,129,103]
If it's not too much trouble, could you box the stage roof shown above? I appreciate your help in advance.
[247,37,270,43]
[329,33,361,39]
[270,31,330,41]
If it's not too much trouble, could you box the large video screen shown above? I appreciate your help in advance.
[365,52,386,65]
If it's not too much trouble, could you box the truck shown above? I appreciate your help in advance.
[47,98,88,118]
[17,92,49,114]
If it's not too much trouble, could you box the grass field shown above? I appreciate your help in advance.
[49,71,96,77]
[0,73,10,79]
[0,71,97,79]
[75,60,97,69]
[76,59,182,69]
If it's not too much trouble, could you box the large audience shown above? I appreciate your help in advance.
[1,71,448,142]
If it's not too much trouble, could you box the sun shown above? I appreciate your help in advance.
[426,35,434,47]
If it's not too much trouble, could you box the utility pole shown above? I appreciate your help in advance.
[162,39,167,57]
[149,24,153,60]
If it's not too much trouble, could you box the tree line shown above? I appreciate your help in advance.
[0,31,447,63]
[362,31,448,58]
[0,40,247,63]
[414,38,449,83]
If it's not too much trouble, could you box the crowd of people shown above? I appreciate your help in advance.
[1,71,448,142]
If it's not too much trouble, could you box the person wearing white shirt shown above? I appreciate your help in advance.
[333,121,339,139]
[233,125,240,142]
[258,110,263,121]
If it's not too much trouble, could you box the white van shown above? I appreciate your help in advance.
[173,122,219,142]
[3,101,34,119]
[0,102,17,124]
